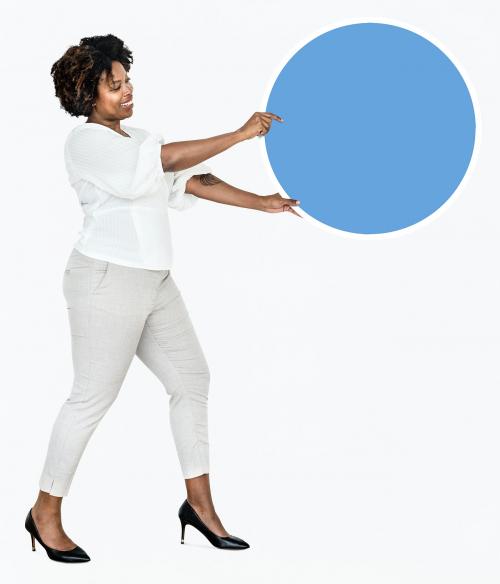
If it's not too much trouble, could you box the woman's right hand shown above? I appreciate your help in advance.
[236,112,284,140]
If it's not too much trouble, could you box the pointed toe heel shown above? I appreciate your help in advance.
[178,499,250,550]
[25,508,91,563]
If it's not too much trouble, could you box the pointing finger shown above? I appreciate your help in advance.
[286,206,302,217]
[261,112,284,122]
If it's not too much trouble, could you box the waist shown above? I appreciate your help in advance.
[74,208,174,270]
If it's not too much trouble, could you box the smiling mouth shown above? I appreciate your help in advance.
[120,99,133,108]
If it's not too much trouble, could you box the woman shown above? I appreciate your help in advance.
[25,34,301,563]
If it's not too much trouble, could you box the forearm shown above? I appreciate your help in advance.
[186,173,263,211]
[161,131,246,172]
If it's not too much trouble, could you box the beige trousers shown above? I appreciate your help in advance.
[38,248,210,497]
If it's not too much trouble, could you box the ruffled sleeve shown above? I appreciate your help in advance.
[65,125,165,199]
[157,133,212,210]
[167,162,213,211]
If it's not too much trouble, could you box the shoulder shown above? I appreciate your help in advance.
[65,123,112,149]
[65,123,134,155]
[64,124,163,155]
[67,122,107,137]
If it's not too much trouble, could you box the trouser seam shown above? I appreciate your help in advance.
[143,320,206,474]
[50,264,95,489]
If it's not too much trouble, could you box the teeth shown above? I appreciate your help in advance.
[121,100,132,106]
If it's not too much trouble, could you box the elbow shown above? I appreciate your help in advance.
[160,143,198,173]
[160,144,178,172]
[185,176,199,195]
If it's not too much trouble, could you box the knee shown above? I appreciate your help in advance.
[190,366,211,398]
[65,380,121,410]
[169,366,210,401]
[200,367,210,396]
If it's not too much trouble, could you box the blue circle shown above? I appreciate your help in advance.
[265,23,476,234]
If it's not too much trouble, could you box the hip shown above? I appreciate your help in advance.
[63,248,173,315]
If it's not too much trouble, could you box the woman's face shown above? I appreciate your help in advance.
[92,60,134,121]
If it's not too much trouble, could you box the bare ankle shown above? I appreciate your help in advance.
[32,504,61,519]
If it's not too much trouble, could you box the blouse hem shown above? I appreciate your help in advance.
[72,244,171,271]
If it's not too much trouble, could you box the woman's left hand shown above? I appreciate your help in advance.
[260,193,302,217]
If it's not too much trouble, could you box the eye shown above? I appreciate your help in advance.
[111,78,132,91]
[111,77,131,91]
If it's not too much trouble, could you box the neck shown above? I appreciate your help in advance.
[86,115,121,133]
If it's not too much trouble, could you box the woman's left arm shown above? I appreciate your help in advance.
[186,173,302,217]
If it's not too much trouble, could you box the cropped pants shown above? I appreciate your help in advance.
[38,248,210,497]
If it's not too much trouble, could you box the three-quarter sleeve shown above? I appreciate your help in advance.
[65,126,165,199]
[167,162,213,211]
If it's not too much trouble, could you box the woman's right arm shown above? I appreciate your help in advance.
[160,111,284,172]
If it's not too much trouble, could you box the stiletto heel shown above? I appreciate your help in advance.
[180,519,186,544]
[24,508,91,563]
[178,499,250,550]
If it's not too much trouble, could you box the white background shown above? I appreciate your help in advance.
[1,0,499,582]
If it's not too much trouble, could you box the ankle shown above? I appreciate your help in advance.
[32,505,61,519]
[188,498,214,511]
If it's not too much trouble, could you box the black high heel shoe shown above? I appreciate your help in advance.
[178,499,250,550]
[25,508,91,563]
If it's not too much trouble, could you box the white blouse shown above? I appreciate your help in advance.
[64,122,212,270]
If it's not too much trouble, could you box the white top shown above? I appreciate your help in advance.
[64,122,212,270]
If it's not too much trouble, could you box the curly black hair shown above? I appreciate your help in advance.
[51,34,133,118]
